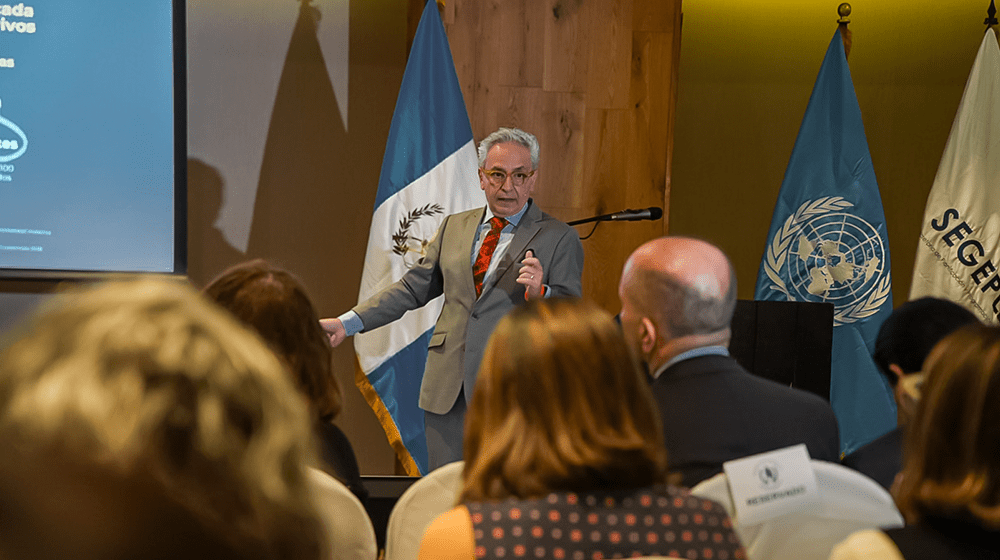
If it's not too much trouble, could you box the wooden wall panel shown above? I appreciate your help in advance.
[633,0,675,32]
[585,0,634,110]
[543,0,589,92]
[631,32,673,197]
[581,109,630,210]
[442,0,682,313]
[446,1,484,134]
[494,0,545,87]
[494,87,544,133]
[664,9,682,229]
[537,92,586,210]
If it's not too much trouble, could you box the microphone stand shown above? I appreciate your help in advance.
[568,212,618,226]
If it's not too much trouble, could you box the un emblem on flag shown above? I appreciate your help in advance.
[763,197,891,326]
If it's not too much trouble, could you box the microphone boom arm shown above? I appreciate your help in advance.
[568,207,663,226]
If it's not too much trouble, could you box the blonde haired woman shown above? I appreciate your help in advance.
[0,278,324,560]
[418,298,744,560]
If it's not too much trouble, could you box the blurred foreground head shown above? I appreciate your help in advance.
[895,324,1000,527]
[462,298,667,501]
[0,278,323,560]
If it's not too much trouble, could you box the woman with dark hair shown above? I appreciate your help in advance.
[204,260,366,503]
[830,324,1000,559]
[418,298,744,560]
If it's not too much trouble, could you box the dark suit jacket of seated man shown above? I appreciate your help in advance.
[618,236,839,488]
[651,352,840,487]
[322,128,584,470]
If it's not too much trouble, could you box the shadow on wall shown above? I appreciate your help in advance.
[187,159,246,287]
[246,0,352,293]
[238,0,400,475]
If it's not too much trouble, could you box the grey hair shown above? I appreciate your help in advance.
[477,127,540,169]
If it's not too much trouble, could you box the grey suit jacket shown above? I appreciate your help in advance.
[354,200,584,414]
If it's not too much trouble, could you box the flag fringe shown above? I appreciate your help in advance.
[354,357,423,476]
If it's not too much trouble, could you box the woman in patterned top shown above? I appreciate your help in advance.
[418,298,744,560]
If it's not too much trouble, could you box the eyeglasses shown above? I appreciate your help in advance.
[481,168,536,187]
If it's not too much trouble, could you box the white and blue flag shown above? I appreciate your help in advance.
[754,31,896,455]
[354,0,483,475]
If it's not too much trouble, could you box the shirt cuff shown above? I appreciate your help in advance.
[524,284,549,301]
[338,310,364,336]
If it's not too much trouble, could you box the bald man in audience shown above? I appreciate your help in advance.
[618,237,841,487]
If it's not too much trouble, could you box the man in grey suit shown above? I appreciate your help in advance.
[322,128,584,469]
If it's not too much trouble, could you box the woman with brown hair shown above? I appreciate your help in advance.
[418,298,743,560]
[204,259,366,503]
[830,324,1000,559]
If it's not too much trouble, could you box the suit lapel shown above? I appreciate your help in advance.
[480,201,543,296]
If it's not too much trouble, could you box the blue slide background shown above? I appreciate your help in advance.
[0,1,176,272]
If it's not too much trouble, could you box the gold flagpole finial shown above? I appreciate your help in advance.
[837,3,852,23]
[838,4,853,60]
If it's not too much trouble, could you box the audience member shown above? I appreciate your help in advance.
[841,297,978,490]
[830,324,1000,559]
[0,278,324,560]
[417,298,744,560]
[204,260,367,503]
[618,236,840,487]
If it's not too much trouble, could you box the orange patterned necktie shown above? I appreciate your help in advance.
[473,217,507,296]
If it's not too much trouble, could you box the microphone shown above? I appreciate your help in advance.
[607,207,663,221]
[567,207,663,226]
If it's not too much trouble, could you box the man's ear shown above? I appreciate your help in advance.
[639,317,658,355]
[887,363,906,382]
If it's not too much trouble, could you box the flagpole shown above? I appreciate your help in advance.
[838,3,852,60]
[755,21,898,453]
[987,0,998,31]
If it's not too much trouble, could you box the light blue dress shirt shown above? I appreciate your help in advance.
[650,345,730,380]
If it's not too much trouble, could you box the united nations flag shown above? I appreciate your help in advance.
[754,30,896,455]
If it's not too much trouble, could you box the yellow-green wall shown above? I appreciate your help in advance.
[671,1,994,303]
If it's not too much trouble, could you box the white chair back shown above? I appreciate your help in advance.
[691,459,903,560]
[307,467,378,560]
[384,461,465,560]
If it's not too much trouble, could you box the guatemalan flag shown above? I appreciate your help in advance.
[354,0,484,475]
[754,30,896,455]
